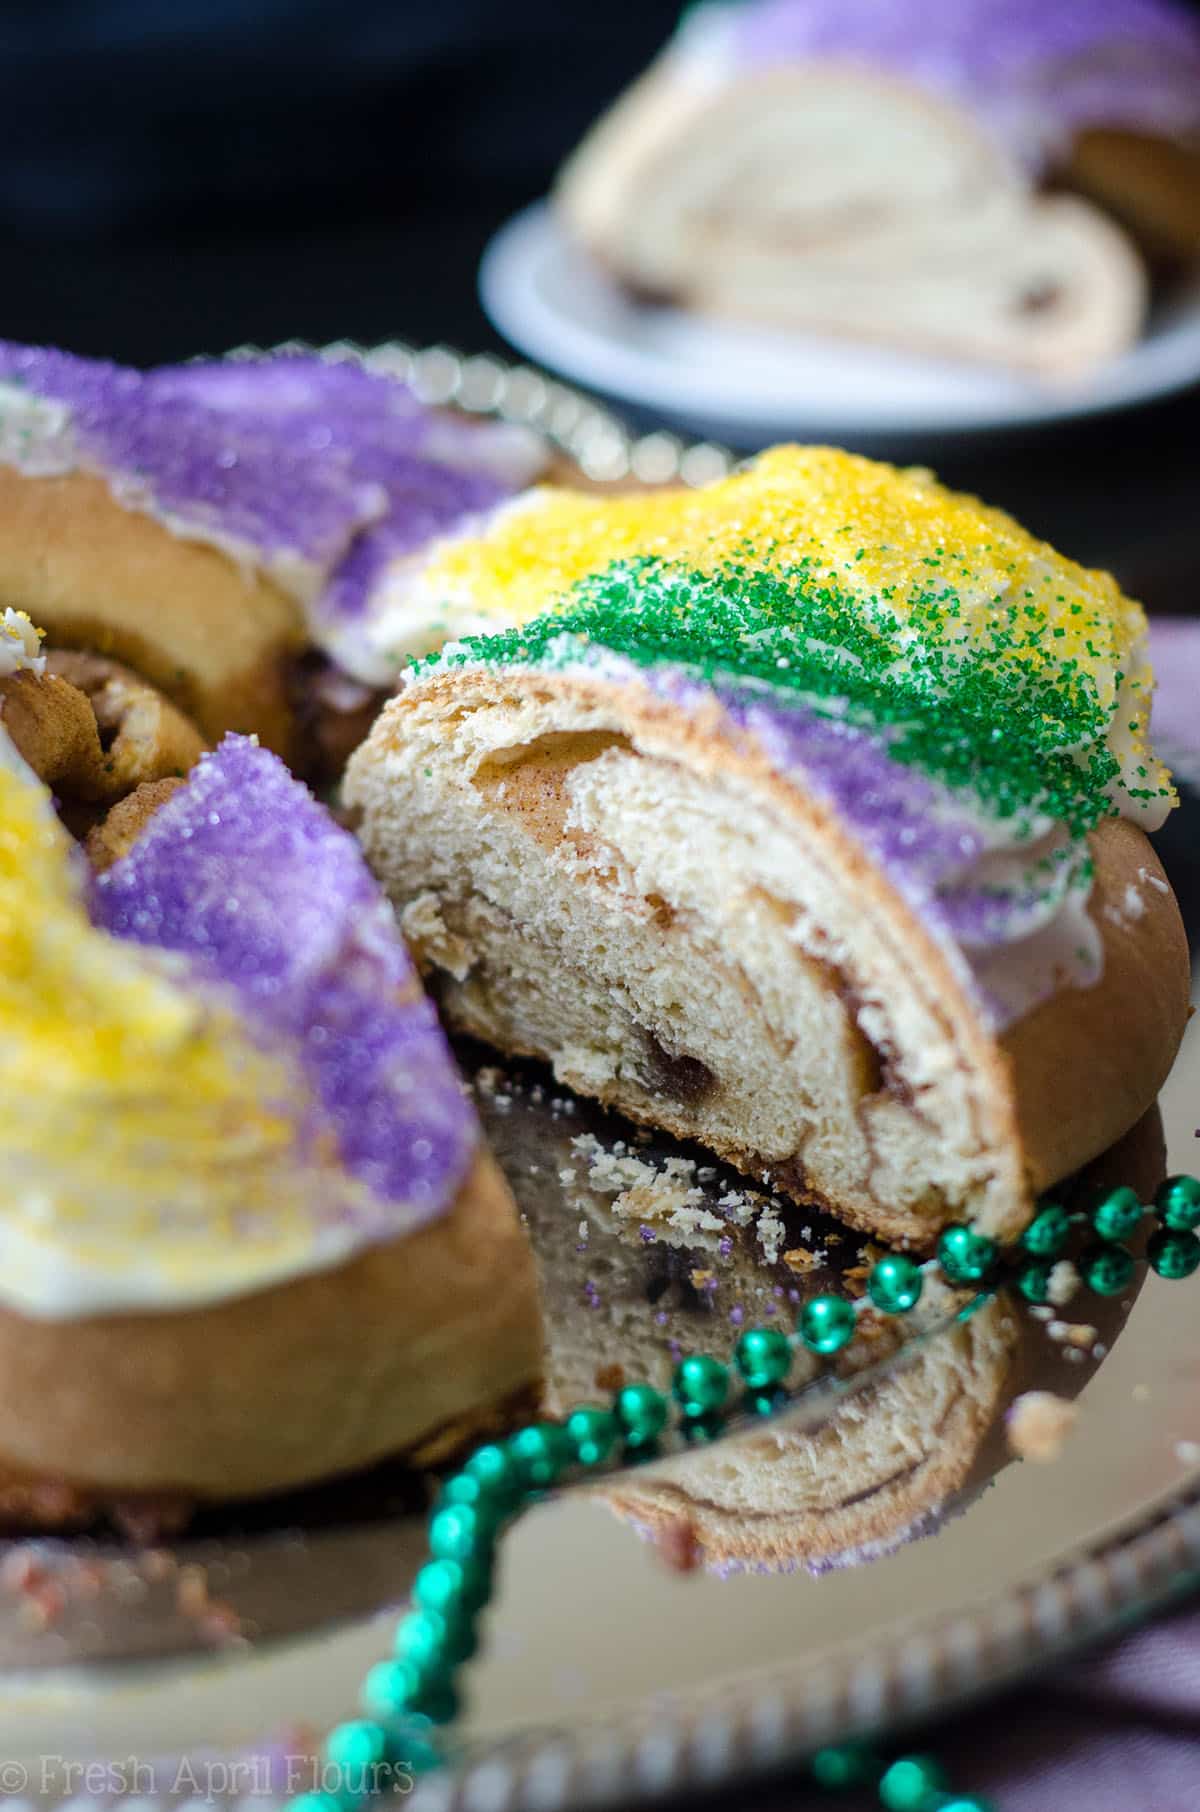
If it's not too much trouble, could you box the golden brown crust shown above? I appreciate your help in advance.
[0,467,305,756]
[85,777,189,871]
[0,670,113,797]
[0,658,205,800]
[1002,819,1190,1194]
[44,650,206,794]
[0,1152,542,1506]
[1066,129,1200,264]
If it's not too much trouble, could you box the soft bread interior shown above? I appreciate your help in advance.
[347,672,1188,1248]
[557,65,1146,377]
[351,676,1010,1245]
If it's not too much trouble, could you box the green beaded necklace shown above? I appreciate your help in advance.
[292,1174,1200,1812]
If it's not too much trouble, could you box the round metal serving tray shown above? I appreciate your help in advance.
[0,345,1196,1811]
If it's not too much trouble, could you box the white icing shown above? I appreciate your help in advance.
[0,381,78,477]
[332,491,547,684]
[0,609,45,678]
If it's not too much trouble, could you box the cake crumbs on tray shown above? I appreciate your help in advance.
[1046,1260,1079,1308]
[1007,1391,1079,1462]
[783,1246,826,1274]
[1047,1319,1100,1351]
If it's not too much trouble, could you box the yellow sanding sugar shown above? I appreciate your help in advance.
[0,743,352,1310]
[422,446,1147,681]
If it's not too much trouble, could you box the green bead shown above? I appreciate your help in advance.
[395,1606,477,1668]
[879,1753,948,1811]
[438,1470,507,1518]
[325,1718,390,1771]
[734,1325,792,1389]
[428,1501,497,1565]
[681,1408,725,1444]
[1148,1228,1200,1280]
[745,1385,788,1417]
[937,1224,997,1285]
[614,1382,669,1448]
[362,1657,459,1725]
[1080,1240,1135,1297]
[410,1680,460,1726]
[361,1659,427,1720]
[507,1421,575,1490]
[324,1720,392,1802]
[412,1555,491,1618]
[1016,1260,1053,1305]
[798,1293,856,1355]
[867,1253,924,1315]
[1021,1203,1072,1258]
[938,1799,997,1812]
[1091,1186,1144,1242]
[810,1743,880,1788]
[1155,1175,1200,1232]
[463,1441,522,1505]
[565,1404,620,1467]
[387,1715,444,1775]
[291,1796,343,1812]
[672,1353,730,1417]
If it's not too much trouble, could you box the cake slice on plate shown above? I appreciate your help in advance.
[556,0,1200,375]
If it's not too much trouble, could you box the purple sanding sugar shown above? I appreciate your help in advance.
[0,342,384,577]
[725,0,1200,161]
[0,345,523,643]
[319,477,500,623]
[153,354,513,623]
[92,735,476,1220]
[642,659,1055,951]
[525,638,1085,1026]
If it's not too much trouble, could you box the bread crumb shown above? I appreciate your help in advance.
[1007,1391,1079,1462]
[717,1190,756,1227]
[1047,1260,1079,1308]
[756,1203,786,1264]
[594,1362,625,1393]
[783,1247,821,1274]
[1048,1318,1098,1349]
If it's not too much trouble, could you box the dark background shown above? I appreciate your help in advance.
[0,0,1196,606]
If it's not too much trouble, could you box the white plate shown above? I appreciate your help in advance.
[481,203,1200,448]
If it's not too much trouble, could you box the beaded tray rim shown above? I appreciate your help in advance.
[411,1472,1200,1812]
[219,341,1197,1811]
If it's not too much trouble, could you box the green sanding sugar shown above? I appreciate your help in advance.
[425,554,1150,834]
